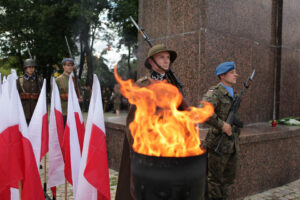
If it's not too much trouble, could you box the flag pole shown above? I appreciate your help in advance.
[43,154,47,195]
[65,179,67,200]
[18,181,22,200]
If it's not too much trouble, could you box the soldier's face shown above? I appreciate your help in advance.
[25,66,35,76]
[63,61,74,74]
[150,51,171,73]
[221,69,238,86]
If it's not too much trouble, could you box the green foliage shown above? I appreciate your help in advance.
[93,56,115,89]
[0,56,21,76]
[0,0,109,83]
[117,54,137,80]
[108,0,138,47]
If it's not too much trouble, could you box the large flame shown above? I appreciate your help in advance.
[114,66,214,157]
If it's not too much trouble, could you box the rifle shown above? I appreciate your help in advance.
[64,36,81,97]
[214,70,255,155]
[26,44,41,90]
[130,16,184,95]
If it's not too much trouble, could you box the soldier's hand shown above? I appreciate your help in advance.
[222,122,232,136]
[78,96,83,103]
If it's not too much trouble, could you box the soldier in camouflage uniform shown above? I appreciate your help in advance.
[201,62,241,200]
[17,58,42,125]
[55,58,82,125]
[115,44,178,200]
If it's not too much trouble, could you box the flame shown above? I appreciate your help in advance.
[114,66,214,157]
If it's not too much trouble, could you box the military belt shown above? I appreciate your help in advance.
[60,94,68,101]
[20,93,39,100]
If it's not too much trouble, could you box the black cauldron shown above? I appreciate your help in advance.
[131,151,207,200]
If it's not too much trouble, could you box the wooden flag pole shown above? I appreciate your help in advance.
[18,181,22,200]
[65,179,67,200]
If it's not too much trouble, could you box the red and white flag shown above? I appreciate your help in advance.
[48,77,65,198]
[28,79,49,168]
[0,73,2,96]
[76,74,110,200]
[0,73,44,200]
[63,73,85,196]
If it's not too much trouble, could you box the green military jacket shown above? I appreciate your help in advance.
[201,83,241,154]
[17,74,41,121]
[56,73,69,116]
[55,73,81,116]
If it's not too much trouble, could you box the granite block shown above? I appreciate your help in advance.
[168,0,185,35]
[279,48,300,118]
[205,0,273,44]
[151,0,168,39]
[105,119,127,171]
[282,0,300,49]
[184,0,201,33]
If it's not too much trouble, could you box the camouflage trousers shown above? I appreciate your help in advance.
[207,150,238,199]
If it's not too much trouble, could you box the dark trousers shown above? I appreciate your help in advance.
[115,137,134,200]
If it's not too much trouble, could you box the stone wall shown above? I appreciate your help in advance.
[137,0,300,124]
[105,117,300,199]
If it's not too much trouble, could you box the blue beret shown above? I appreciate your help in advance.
[61,58,74,65]
[216,61,236,76]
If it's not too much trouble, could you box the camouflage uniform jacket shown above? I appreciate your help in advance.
[201,83,241,154]
[55,73,80,116]
[17,74,41,121]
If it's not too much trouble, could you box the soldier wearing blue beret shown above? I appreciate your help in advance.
[200,61,241,200]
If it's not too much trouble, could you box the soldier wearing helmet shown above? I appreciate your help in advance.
[17,58,42,125]
[115,44,179,200]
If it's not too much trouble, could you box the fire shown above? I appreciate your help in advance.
[114,67,214,157]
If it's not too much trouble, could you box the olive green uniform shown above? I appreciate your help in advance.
[17,74,41,125]
[55,73,80,124]
[112,89,121,111]
[201,83,241,200]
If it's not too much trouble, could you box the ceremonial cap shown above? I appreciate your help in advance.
[216,61,236,76]
[61,58,74,65]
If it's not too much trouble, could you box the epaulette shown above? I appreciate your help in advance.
[136,76,151,87]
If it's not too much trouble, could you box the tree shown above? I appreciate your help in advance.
[108,0,138,79]
[68,0,110,87]
[0,0,78,90]
[0,0,110,89]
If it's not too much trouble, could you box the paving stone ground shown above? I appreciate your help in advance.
[39,111,299,200]
[40,162,300,200]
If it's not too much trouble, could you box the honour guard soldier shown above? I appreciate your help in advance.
[17,58,41,125]
[55,58,82,125]
[115,44,178,200]
[201,62,241,200]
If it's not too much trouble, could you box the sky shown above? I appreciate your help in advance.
[92,12,127,69]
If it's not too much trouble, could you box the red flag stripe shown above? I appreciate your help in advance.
[84,124,110,200]
[50,187,56,198]
[54,108,64,150]
[0,125,45,200]
[63,124,73,185]
[0,125,23,191]
[40,113,49,160]
[75,112,85,154]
